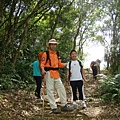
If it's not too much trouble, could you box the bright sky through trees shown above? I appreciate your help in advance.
[83,44,105,69]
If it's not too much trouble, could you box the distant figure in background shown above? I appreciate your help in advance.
[96,59,101,74]
[30,60,42,99]
[90,61,98,80]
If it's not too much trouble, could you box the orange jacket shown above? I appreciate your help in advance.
[40,50,65,79]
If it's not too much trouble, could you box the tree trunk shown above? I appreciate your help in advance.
[12,21,28,68]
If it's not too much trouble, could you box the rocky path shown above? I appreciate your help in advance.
[0,71,120,120]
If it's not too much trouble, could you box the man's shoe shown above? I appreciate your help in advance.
[61,104,74,112]
[81,101,86,109]
[52,109,61,114]
[70,103,78,109]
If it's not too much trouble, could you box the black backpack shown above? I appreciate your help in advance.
[44,51,60,71]
[45,51,59,65]
[68,60,83,80]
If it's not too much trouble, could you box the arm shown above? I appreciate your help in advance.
[66,68,70,82]
[29,65,33,68]
[58,58,67,68]
[82,68,86,82]
[66,62,70,82]
[29,63,33,68]
[40,52,47,76]
[41,66,46,76]
[90,63,92,68]
[42,75,46,92]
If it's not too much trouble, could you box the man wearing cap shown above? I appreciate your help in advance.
[41,39,74,114]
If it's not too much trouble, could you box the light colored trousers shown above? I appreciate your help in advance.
[46,71,67,109]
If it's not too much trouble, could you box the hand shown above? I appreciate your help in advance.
[83,79,86,83]
[66,78,70,83]
[64,63,67,66]
[42,69,46,76]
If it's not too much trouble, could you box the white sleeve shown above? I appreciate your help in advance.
[66,62,69,69]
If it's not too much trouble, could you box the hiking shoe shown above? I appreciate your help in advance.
[35,92,41,99]
[39,96,43,101]
[81,101,86,109]
[61,104,74,112]
[70,103,78,109]
[52,108,61,114]
[35,92,38,96]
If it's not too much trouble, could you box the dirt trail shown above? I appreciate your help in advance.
[0,71,120,120]
[82,71,120,120]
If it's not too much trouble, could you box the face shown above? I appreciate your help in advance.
[70,51,77,60]
[49,43,57,51]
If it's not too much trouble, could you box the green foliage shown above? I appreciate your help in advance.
[1,0,119,92]
[0,59,35,91]
[0,71,21,90]
[88,97,94,102]
[98,74,120,105]
[0,72,35,91]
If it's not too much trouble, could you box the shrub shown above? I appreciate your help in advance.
[98,74,120,105]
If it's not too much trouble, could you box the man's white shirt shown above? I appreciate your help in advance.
[67,60,83,81]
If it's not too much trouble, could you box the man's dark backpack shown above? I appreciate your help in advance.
[44,51,60,71]
[68,60,83,80]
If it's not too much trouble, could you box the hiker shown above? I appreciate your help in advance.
[29,60,42,99]
[90,61,98,80]
[66,50,87,109]
[96,59,101,74]
[40,39,74,114]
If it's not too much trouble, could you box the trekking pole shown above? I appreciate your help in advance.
[42,87,44,119]
[42,75,46,119]
[65,80,70,102]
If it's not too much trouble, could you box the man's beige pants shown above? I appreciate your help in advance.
[46,71,67,109]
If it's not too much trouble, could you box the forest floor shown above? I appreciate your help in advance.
[0,70,120,120]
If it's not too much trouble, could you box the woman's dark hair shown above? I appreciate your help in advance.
[70,50,77,55]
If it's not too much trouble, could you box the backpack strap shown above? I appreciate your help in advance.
[68,60,72,80]
[45,51,51,65]
[77,60,84,79]
[44,50,59,71]
[56,51,59,58]
[68,60,84,80]
[77,60,83,68]
[45,51,59,66]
